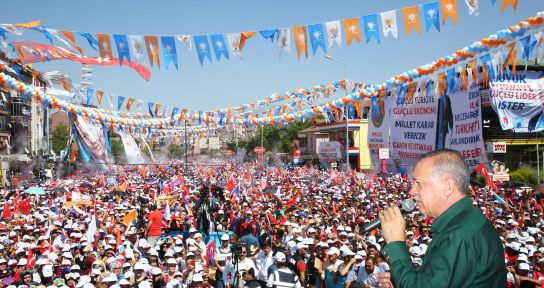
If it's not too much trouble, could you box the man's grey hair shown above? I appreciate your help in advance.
[419,149,470,195]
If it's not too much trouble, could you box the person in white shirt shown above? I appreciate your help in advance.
[267,252,302,288]
[356,256,383,287]
[255,241,275,286]
[223,246,256,288]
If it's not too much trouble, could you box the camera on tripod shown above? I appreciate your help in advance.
[231,242,244,258]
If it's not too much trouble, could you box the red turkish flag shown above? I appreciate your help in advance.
[1,203,11,220]
[475,163,498,192]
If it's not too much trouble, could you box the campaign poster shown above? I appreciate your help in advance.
[73,115,112,163]
[490,71,544,132]
[389,82,438,174]
[443,85,488,170]
[120,132,145,164]
[367,91,391,171]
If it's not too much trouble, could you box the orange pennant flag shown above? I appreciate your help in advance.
[437,72,447,97]
[13,20,42,28]
[59,79,71,92]
[96,90,104,106]
[342,18,361,45]
[240,31,256,51]
[125,98,135,111]
[116,229,121,249]
[481,65,489,86]
[121,210,137,227]
[503,43,517,75]
[60,31,85,54]
[405,82,418,103]
[402,6,421,36]
[292,26,308,59]
[96,34,113,60]
[501,0,518,13]
[460,68,468,91]
[468,60,479,86]
[144,36,161,68]
[354,101,363,119]
[155,103,162,117]
[441,0,458,26]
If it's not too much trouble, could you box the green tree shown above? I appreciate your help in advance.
[168,143,185,159]
[225,120,313,155]
[51,123,70,154]
[109,138,125,162]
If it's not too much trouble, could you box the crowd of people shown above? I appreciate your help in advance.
[0,159,542,287]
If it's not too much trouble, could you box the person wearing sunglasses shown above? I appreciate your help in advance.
[222,246,256,288]
[242,268,260,288]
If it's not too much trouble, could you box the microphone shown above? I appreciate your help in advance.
[362,199,416,233]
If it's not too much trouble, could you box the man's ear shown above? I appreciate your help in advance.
[442,177,456,198]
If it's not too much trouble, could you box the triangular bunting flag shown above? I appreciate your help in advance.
[380,10,398,39]
[292,26,308,59]
[423,2,441,32]
[402,6,421,36]
[144,35,161,68]
[343,18,361,45]
[307,23,327,55]
[441,0,458,26]
[362,14,381,43]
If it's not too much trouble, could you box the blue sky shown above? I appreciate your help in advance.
[1,0,542,112]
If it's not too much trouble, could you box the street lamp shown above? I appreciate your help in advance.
[324,54,349,171]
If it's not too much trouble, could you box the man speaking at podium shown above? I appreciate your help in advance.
[379,150,507,287]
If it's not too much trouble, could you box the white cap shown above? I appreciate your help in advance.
[193,273,204,282]
[151,267,162,275]
[274,252,286,262]
[76,275,92,288]
[102,273,117,283]
[519,262,530,270]
[517,254,528,262]
[296,243,308,250]
[327,247,340,255]
[42,265,53,277]
[134,263,145,271]
[221,234,229,241]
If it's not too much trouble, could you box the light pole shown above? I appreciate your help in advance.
[184,120,188,174]
[324,54,350,171]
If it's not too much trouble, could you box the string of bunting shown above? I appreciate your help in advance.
[0,0,519,73]
[0,11,541,136]
[46,79,363,121]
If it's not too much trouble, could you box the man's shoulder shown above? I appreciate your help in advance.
[444,204,487,238]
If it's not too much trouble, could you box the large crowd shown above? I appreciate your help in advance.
[0,160,542,288]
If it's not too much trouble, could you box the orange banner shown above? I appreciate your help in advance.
[503,43,517,75]
[240,31,256,51]
[342,18,361,45]
[13,21,42,28]
[501,0,518,13]
[155,103,162,117]
[121,210,137,227]
[292,26,308,59]
[144,36,161,68]
[60,31,85,54]
[468,60,479,85]
[125,98,135,111]
[96,90,103,106]
[96,34,113,60]
[437,72,446,97]
[402,6,421,36]
[441,0,458,26]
